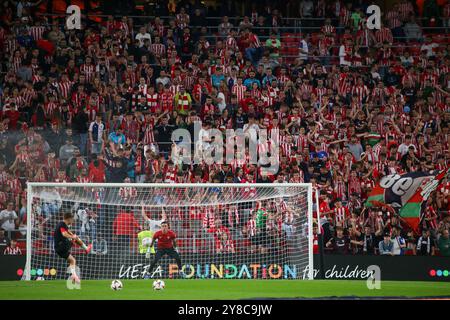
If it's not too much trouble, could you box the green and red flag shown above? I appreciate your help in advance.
[365,168,450,231]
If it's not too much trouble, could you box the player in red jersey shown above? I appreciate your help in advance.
[145,221,185,278]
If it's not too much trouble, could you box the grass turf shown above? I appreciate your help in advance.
[0,280,449,299]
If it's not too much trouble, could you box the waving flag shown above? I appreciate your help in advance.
[365,168,450,231]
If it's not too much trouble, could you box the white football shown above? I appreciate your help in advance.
[142,237,152,246]
[111,279,123,290]
[152,279,165,290]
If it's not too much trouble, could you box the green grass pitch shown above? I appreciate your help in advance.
[0,280,449,299]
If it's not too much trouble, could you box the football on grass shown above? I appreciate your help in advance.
[152,279,165,290]
[111,280,123,290]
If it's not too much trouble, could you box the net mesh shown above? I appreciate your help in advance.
[25,183,313,280]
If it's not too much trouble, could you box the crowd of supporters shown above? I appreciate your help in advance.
[0,0,449,256]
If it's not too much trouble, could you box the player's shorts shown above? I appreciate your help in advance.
[156,248,181,260]
[55,241,72,260]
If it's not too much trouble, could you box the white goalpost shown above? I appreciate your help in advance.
[24,183,314,281]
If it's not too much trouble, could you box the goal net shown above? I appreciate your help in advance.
[24,183,314,280]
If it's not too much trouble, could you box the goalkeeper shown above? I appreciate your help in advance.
[145,221,185,278]
[255,204,270,252]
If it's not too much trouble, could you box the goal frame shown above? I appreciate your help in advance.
[25,182,314,281]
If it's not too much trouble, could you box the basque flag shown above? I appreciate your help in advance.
[365,168,450,232]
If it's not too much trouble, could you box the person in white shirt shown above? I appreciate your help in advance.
[141,204,166,233]
[397,135,416,156]
[135,26,151,47]
[218,16,233,38]
[243,115,260,135]
[420,36,439,57]
[339,41,352,66]
[196,121,213,157]
[400,51,415,67]
[0,202,19,231]
[39,188,62,218]
[391,227,406,255]
[299,37,309,61]
[156,70,171,87]
[89,114,105,155]
[212,87,226,112]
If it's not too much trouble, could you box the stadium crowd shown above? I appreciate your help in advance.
[0,0,449,257]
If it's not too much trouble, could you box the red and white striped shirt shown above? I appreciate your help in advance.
[277,75,290,86]
[226,36,238,52]
[150,43,166,56]
[143,122,155,145]
[7,178,22,195]
[247,218,257,237]
[80,64,95,83]
[228,208,240,228]
[333,206,349,225]
[261,93,273,107]
[296,134,308,152]
[44,102,59,119]
[348,176,362,195]
[232,84,247,102]
[249,33,261,48]
[6,39,18,55]
[4,246,22,255]
[10,56,22,73]
[58,81,73,99]
[118,186,137,200]
[164,167,177,183]
[76,175,91,184]
[398,2,414,21]
[119,21,130,37]
[352,84,369,102]
[182,75,196,91]
[340,7,351,26]
[281,141,293,158]
[268,86,279,102]
[218,239,235,253]
[375,27,393,44]
[313,87,327,100]
[385,10,402,29]
[424,206,438,230]
[176,13,190,29]
[22,88,36,106]
[29,26,46,41]
[321,25,336,34]
[334,181,347,200]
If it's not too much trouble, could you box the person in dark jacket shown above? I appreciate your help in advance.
[72,108,89,156]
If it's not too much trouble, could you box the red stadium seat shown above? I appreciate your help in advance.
[282,33,300,44]
[17,240,26,251]
[432,34,448,44]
